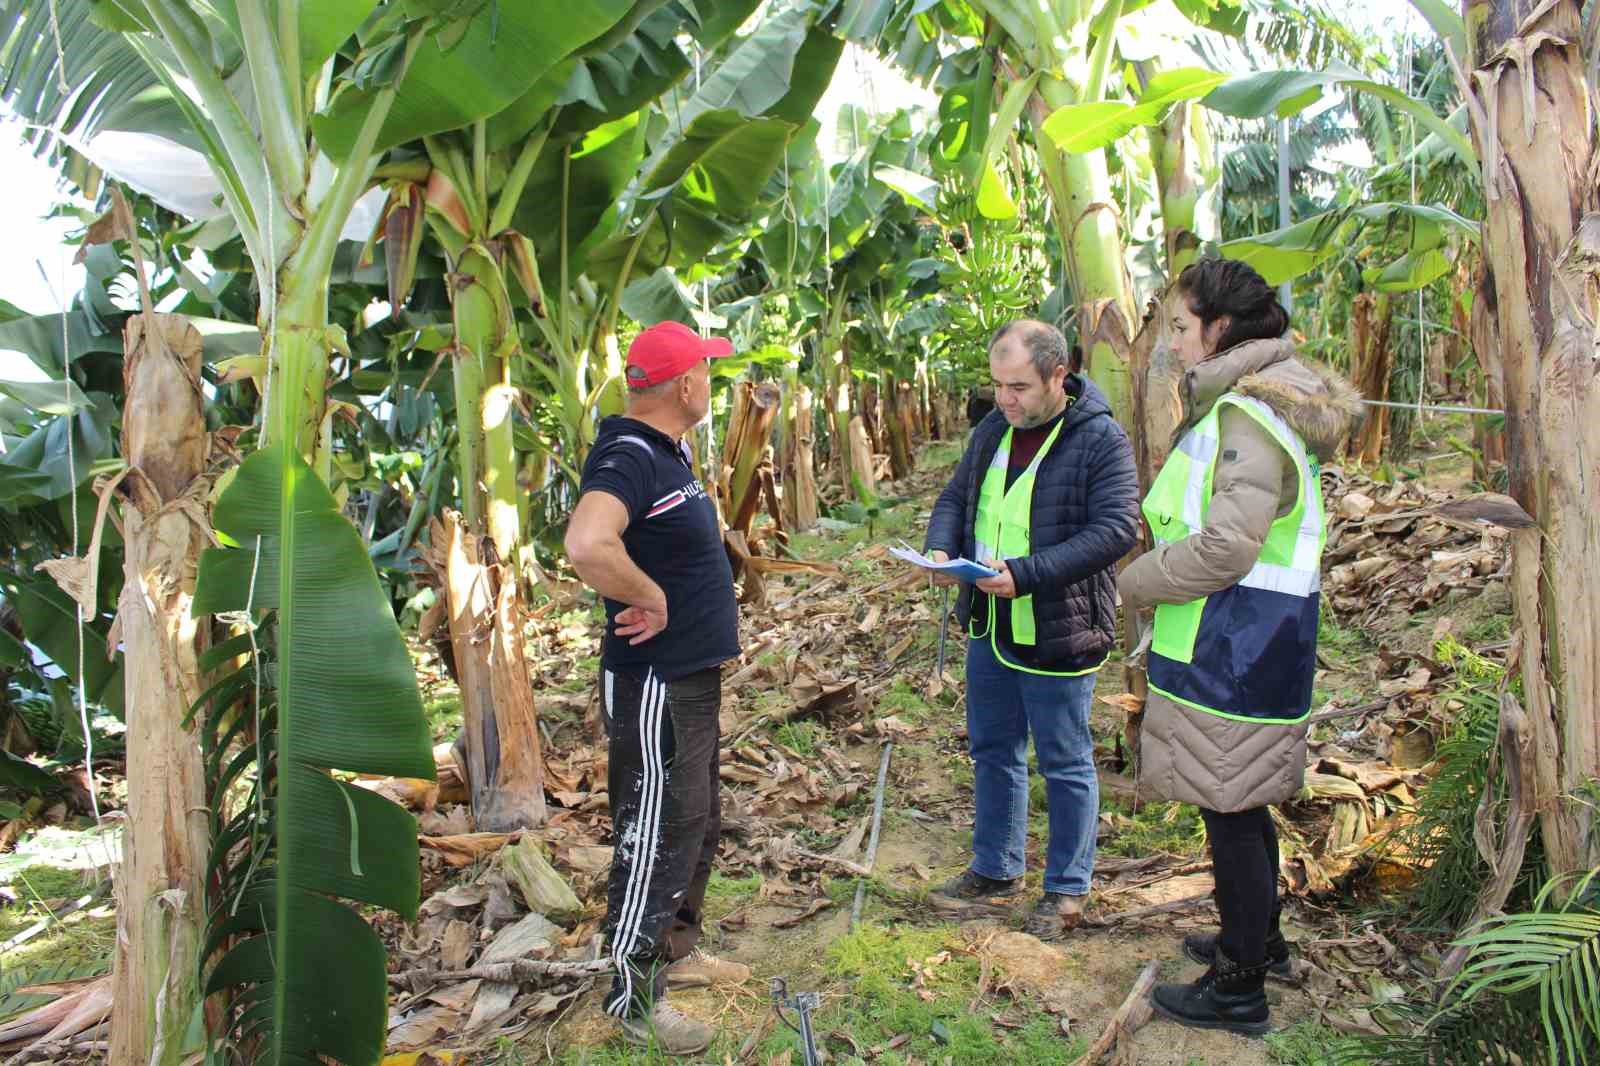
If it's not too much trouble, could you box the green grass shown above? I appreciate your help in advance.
[701,872,762,920]
[922,440,966,469]
[1317,607,1371,660]
[1459,609,1512,646]
[1098,799,1206,858]
[767,925,1085,1066]
[877,678,935,722]
[423,690,463,740]
[0,865,114,976]
[555,922,1086,1065]
[788,497,927,565]
[772,720,821,756]
[1266,1019,1365,1065]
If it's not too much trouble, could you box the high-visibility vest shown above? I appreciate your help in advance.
[1142,394,1325,723]
[970,419,1100,677]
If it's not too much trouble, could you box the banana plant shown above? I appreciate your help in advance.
[0,2,650,1061]
[512,0,840,481]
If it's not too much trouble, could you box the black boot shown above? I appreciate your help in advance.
[1151,947,1271,1037]
[1182,902,1293,980]
[1182,929,1292,980]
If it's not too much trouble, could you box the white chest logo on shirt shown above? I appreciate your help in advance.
[646,480,706,518]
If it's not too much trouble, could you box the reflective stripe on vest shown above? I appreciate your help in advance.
[972,419,1064,649]
[1141,394,1325,724]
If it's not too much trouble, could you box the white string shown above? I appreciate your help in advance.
[1361,397,1501,416]
[1403,11,1426,420]
[216,534,267,916]
[46,0,71,93]
[39,230,99,821]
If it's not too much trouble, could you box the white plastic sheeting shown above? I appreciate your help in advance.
[70,130,386,242]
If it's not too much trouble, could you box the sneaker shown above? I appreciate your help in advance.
[665,947,752,988]
[1182,930,1294,981]
[1151,947,1271,1037]
[1023,892,1087,939]
[620,1001,714,1056]
[934,868,1023,901]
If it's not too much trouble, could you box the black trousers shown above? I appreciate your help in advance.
[601,666,721,1018]
[1199,806,1281,968]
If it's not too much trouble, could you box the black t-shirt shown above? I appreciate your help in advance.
[576,416,740,682]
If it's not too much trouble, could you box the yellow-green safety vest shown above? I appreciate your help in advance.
[1141,393,1325,724]
[969,420,1101,677]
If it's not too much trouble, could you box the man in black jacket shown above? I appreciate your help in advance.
[924,319,1139,938]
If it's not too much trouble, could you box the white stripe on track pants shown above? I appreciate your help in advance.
[600,665,722,1018]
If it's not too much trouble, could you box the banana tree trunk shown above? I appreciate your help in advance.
[910,359,931,440]
[1030,81,1140,430]
[434,513,546,831]
[861,379,886,456]
[262,257,333,461]
[824,346,851,492]
[782,375,819,532]
[1149,105,1214,277]
[884,373,915,480]
[1347,292,1395,464]
[443,243,546,831]
[847,416,879,502]
[110,312,210,1066]
[1465,0,1599,877]
[725,381,782,537]
[1470,258,1507,477]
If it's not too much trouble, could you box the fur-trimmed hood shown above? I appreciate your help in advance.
[1182,338,1364,461]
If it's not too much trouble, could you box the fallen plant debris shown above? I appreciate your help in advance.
[1320,467,1517,626]
[0,455,1527,1063]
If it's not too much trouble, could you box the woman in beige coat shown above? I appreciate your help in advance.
[1119,258,1361,1035]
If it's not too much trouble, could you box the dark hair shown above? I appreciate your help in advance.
[987,319,1070,380]
[1175,258,1290,355]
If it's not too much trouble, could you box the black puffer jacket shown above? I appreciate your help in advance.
[925,376,1140,672]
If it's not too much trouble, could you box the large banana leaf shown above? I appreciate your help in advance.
[0,307,123,379]
[0,572,123,716]
[313,1,636,160]
[664,1,812,133]
[587,109,799,289]
[1203,65,1477,168]
[514,114,649,279]
[1221,201,1479,289]
[194,445,433,1065]
[0,395,117,506]
[0,0,171,155]
[1041,68,1229,154]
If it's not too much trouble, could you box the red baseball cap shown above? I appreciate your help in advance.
[625,321,734,388]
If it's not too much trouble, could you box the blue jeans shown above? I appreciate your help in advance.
[965,634,1099,895]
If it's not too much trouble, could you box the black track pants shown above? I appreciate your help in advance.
[601,666,721,1018]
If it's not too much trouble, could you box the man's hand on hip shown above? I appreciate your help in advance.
[976,559,1017,598]
[927,549,958,588]
[615,593,668,645]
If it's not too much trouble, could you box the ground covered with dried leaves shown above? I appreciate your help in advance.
[0,438,1521,1066]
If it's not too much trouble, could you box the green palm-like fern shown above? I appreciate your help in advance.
[1446,868,1600,1066]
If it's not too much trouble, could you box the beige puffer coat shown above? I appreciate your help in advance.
[1118,339,1362,812]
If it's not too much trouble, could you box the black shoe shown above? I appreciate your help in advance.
[1151,948,1271,1037]
[1023,892,1086,939]
[1182,930,1293,981]
[935,869,1023,901]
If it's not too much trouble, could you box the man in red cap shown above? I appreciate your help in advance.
[565,321,748,1054]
